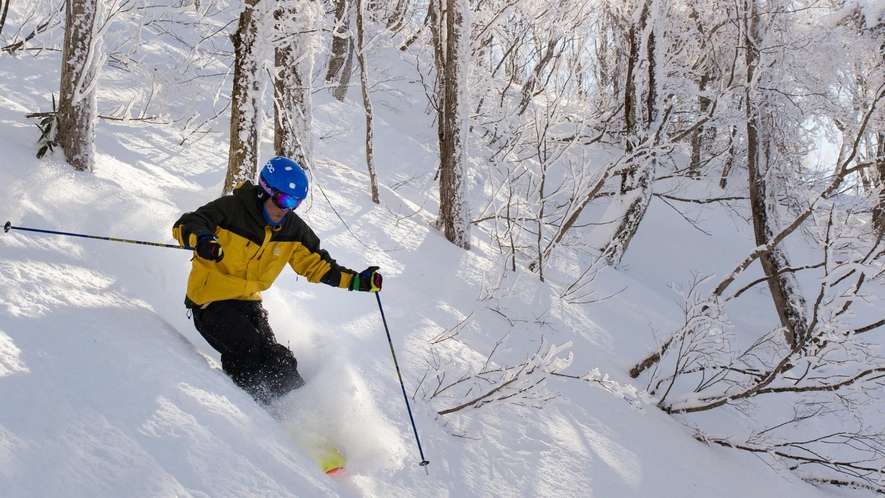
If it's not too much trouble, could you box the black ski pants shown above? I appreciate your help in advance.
[191,299,303,404]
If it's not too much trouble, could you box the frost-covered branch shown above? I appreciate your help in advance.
[699,433,885,493]
[422,331,653,417]
[551,369,656,410]
[428,338,573,416]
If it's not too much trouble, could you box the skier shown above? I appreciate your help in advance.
[173,156,382,404]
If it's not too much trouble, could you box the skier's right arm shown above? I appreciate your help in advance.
[172,202,222,251]
[174,208,226,262]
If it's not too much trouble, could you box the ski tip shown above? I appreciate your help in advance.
[325,466,346,475]
[316,447,347,475]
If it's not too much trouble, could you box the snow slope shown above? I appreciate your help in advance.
[0,48,869,498]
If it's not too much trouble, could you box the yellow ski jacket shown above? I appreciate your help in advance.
[173,181,356,306]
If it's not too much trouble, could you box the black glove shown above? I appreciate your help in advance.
[350,266,382,292]
[195,234,224,262]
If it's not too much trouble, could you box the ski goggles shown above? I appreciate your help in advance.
[259,177,304,211]
[270,190,303,211]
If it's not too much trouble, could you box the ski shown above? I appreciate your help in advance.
[286,426,347,475]
[310,445,347,475]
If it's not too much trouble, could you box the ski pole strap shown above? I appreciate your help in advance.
[4,221,193,250]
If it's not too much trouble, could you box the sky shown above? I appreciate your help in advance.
[0,11,878,497]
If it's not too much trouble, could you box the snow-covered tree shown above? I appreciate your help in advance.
[594,0,659,267]
[273,0,320,170]
[355,0,379,203]
[626,1,885,491]
[225,0,268,193]
[57,0,111,172]
[431,0,471,249]
[1,0,63,54]
[325,0,353,102]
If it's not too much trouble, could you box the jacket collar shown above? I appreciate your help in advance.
[233,181,274,228]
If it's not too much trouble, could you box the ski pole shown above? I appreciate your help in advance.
[375,292,430,473]
[4,221,193,250]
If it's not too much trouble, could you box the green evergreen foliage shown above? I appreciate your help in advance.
[33,94,58,159]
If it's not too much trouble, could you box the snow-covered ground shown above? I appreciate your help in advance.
[0,41,872,498]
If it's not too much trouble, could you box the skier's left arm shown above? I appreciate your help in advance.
[287,223,382,292]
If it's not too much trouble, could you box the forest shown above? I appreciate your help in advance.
[3,0,885,493]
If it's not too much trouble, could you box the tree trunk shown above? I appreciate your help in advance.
[274,40,309,167]
[516,38,559,116]
[872,132,885,234]
[57,0,101,172]
[428,0,446,151]
[871,37,885,233]
[743,0,807,348]
[387,0,409,32]
[534,0,653,267]
[0,0,11,40]
[325,0,353,101]
[718,125,737,188]
[225,0,264,194]
[689,74,710,177]
[331,38,354,103]
[604,160,655,266]
[436,0,471,249]
[273,1,316,170]
[601,0,654,267]
[356,0,379,203]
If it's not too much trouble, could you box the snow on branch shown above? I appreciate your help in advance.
[627,213,885,489]
[697,431,885,494]
[425,337,572,416]
[420,333,654,417]
[551,369,657,410]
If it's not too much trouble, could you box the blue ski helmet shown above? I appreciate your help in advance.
[258,156,308,210]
